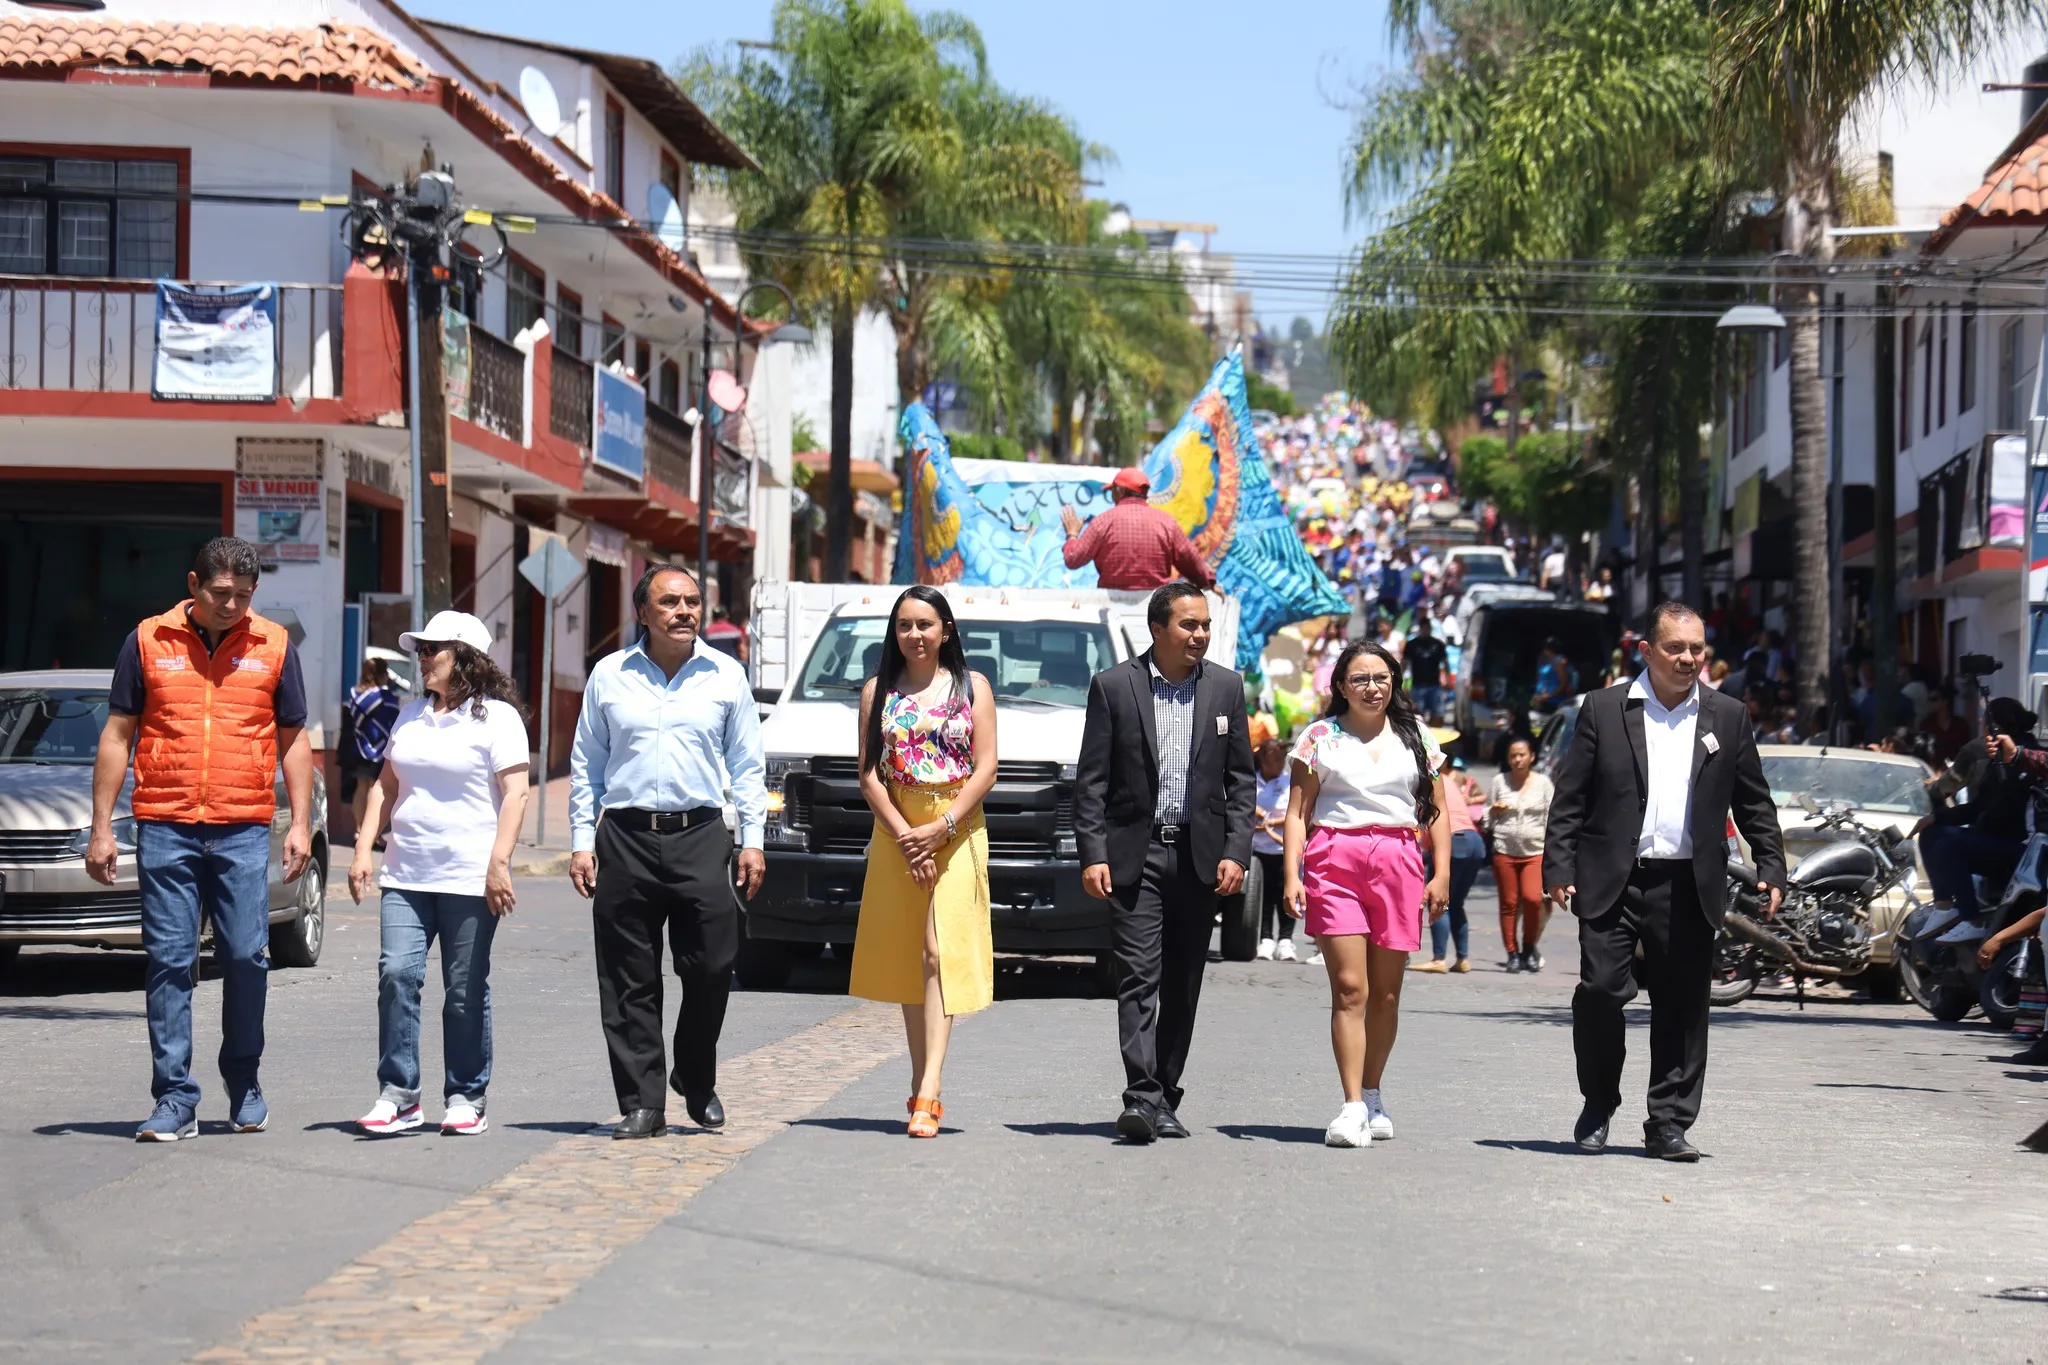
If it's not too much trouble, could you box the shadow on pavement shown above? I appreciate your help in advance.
[0,1002,144,1020]
[792,1116,961,1136]
[2,950,147,997]
[35,1118,239,1138]
[1214,1123,1324,1144]
[1813,1081,1948,1092]
[1472,1138,1603,1156]
[1005,1120,1119,1138]
[506,1120,616,1134]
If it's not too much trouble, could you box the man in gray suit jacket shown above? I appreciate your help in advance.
[1074,582,1256,1144]
[1544,601,1786,1161]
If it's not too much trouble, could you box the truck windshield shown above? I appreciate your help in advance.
[794,618,1116,708]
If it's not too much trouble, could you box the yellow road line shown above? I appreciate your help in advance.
[193,1002,904,1364]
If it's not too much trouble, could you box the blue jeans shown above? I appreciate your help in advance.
[377,888,497,1106]
[137,821,271,1110]
[1922,824,2024,915]
[1429,830,1486,962]
[1410,685,1447,721]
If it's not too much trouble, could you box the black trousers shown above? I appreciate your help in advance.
[1112,838,1215,1112]
[1254,850,1291,941]
[1572,860,1714,1132]
[592,816,737,1112]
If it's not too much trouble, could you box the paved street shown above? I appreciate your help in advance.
[3,875,2045,1363]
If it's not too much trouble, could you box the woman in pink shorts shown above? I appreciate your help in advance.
[1282,640,1450,1148]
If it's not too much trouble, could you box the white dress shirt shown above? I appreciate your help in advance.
[569,637,767,853]
[1632,673,1699,859]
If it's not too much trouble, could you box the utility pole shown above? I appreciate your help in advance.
[1872,275,1898,735]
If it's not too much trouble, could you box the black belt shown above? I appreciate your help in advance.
[1152,821,1186,845]
[1633,855,1691,872]
[606,806,723,833]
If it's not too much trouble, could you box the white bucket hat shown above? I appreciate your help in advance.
[398,609,493,655]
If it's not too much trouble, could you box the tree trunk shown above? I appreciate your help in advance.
[1050,374,1074,461]
[1078,387,1097,464]
[1784,144,1836,725]
[826,294,855,583]
[1678,427,1704,609]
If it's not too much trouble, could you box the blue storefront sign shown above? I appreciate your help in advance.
[152,281,278,402]
[593,365,647,483]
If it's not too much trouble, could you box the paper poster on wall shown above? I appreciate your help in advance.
[235,437,324,565]
[153,282,278,401]
[1989,435,2027,548]
[443,306,472,421]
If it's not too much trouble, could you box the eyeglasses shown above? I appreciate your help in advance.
[416,641,454,656]
[1345,674,1394,690]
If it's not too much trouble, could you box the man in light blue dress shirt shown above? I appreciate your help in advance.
[570,565,767,1139]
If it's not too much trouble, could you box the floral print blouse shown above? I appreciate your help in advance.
[882,685,976,787]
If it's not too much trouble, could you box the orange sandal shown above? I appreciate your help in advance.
[908,1096,943,1138]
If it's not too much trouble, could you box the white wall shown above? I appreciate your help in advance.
[786,307,901,466]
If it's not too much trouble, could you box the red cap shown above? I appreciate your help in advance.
[1110,467,1150,495]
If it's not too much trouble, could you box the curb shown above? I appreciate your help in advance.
[512,851,573,877]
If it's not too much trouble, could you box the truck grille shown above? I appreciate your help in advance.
[817,833,1055,859]
[809,757,1061,783]
[0,830,81,864]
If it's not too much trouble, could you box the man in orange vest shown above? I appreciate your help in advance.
[86,537,314,1142]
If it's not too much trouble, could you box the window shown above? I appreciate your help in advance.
[505,255,545,340]
[1742,336,1768,447]
[632,339,651,384]
[1960,303,1977,414]
[1900,316,1914,448]
[658,358,681,413]
[1921,317,1934,437]
[2000,319,2024,429]
[1937,305,1949,428]
[554,286,585,358]
[0,154,179,277]
[659,152,681,205]
[600,316,625,368]
[603,98,626,205]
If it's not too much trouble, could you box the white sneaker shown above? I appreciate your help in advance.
[1306,950,1325,966]
[1325,1101,1370,1148]
[1363,1088,1394,1141]
[441,1100,488,1136]
[357,1098,424,1136]
[1275,939,1299,962]
[1256,937,1277,961]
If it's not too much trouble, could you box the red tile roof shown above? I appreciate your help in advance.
[1927,106,2048,250]
[0,17,429,88]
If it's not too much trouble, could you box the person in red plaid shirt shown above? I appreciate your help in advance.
[1060,468,1216,591]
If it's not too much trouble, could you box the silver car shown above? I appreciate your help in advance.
[0,670,329,973]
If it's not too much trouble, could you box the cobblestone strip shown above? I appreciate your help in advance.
[193,1002,904,1365]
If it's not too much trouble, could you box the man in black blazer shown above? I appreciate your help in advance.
[1543,601,1786,1161]
[1075,581,1256,1144]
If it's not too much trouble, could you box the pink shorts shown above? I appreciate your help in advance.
[1302,825,1426,951]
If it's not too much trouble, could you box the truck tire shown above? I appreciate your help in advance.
[734,935,791,991]
[1219,858,1262,962]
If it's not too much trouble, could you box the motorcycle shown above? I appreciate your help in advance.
[1896,830,2047,1027]
[1711,794,1919,1007]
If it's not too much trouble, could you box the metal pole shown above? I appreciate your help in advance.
[537,578,555,847]
[405,249,426,636]
[2025,274,2048,713]
[698,304,714,609]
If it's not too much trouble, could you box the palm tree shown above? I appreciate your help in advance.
[683,0,963,581]
[1711,0,2045,719]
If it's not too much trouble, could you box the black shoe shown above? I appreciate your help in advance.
[1573,1105,1612,1153]
[1115,1103,1158,1144]
[1644,1125,1700,1162]
[685,1090,726,1129]
[1154,1108,1189,1139]
[1504,953,1524,974]
[1524,949,1543,973]
[612,1108,666,1139]
[2009,1040,2048,1066]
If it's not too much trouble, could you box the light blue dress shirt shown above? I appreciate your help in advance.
[569,637,767,853]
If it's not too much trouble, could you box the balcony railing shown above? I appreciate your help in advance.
[645,401,693,493]
[1917,434,2025,575]
[468,324,524,442]
[550,344,592,446]
[1,276,341,399]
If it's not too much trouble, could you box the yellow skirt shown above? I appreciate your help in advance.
[848,781,993,1014]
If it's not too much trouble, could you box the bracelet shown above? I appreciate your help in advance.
[942,811,958,839]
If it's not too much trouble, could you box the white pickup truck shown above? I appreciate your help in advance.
[740,581,1246,989]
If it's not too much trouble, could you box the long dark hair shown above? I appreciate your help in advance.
[861,585,970,776]
[434,641,526,722]
[1321,639,1438,827]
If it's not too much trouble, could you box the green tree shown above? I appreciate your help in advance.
[1459,432,1612,539]
[1710,0,2045,715]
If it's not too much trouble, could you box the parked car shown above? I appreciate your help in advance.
[1453,598,1615,757]
[1444,544,1520,584]
[0,670,329,974]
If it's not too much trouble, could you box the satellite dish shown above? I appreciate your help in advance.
[517,66,562,138]
[647,182,686,252]
[708,368,748,414]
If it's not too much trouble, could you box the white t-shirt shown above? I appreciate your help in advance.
[380,697,532,895]
[1288,717,1445,830]
[1253,770,1291,855]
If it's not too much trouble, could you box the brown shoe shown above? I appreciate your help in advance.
[1412,958,1450,973]
[1451,958,1472,973]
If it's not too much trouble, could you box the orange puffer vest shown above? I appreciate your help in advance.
[132,603,288,825]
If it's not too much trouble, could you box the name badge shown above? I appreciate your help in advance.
[1702,732,1720,754]
[1215,715,1228,735]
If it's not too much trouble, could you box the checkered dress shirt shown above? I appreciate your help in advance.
[1149,659,1201,825]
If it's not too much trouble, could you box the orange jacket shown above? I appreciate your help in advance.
[131,603,290,825]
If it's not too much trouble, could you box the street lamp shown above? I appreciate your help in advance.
[1716,303,1787,332]
[697,280,807,614]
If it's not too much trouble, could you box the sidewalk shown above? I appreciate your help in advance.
[512,773,575,876]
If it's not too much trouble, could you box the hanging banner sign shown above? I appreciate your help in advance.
[593,365,646,483]
[234,437,324,565]
[152,282,278,402]
[443,306,472,421]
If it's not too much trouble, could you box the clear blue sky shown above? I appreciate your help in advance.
[418,0,1395,329]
